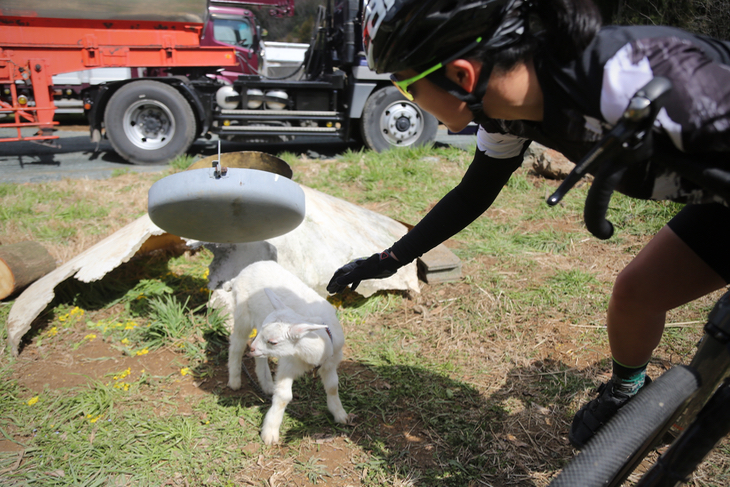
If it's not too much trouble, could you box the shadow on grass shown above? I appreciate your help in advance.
[14,251,207,354]
[10,255,601,486]
[198,330,600,487]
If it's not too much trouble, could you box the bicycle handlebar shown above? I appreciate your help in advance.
[547,77,674,239]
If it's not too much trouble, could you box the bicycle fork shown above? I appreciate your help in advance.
[636,378,730,486]
[676,290,730,430]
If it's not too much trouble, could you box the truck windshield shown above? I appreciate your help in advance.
[213,18,254,48]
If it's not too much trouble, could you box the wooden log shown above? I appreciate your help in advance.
[0,242,57,300]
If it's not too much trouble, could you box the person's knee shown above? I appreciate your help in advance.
[611,267,650,312]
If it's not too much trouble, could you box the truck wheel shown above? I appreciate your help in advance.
[104,81,196,165]
[360,86,439,152]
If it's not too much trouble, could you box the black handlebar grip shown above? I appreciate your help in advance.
[635,77,673,109]
[583,166,628,240]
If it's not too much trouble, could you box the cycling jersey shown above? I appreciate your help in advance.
[481,25,730,203]
[391,25,730,265]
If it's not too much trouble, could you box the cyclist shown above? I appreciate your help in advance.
[327,0,730,449]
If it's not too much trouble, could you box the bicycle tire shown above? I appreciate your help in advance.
[549,365,700,487]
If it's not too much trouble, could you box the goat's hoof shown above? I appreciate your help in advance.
[333,411,350,424]
[227,379,241,391]
[261,429,279,445]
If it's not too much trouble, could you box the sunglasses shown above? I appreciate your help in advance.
[389,36,484,101]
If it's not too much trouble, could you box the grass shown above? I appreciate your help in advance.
[1,144,728,486]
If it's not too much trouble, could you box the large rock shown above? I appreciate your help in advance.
[532,146,576,180]
[203,186,419,330]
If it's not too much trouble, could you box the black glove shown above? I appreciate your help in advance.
[326,248,403,294]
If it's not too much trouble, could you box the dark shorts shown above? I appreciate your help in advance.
[667,203,730,283]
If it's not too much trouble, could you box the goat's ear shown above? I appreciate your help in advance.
[264,288,287,310]
[289,323,328,338]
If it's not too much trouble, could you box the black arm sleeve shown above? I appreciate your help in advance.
[390,146,527,264]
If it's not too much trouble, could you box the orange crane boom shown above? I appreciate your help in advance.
[0,2,237,143]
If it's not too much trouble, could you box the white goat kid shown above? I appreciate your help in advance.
[226,261,348,445]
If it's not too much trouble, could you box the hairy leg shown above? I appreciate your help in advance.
[318,360,348,423]
[255,357,275,395]
[608,225,725,366]
[260,374,294,445]
[227,328,247,390]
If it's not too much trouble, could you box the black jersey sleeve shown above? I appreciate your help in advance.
[390,147,526,264]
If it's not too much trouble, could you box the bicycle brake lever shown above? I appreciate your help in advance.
[546,125,626,206]
[546,77,674,206]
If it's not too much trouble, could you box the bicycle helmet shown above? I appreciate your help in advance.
[365,0,531,73]
[363,0,533,122]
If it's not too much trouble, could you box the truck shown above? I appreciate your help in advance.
[0,0,439,165]
[45,1,297,111]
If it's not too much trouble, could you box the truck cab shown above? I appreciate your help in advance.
[202,5,260,82]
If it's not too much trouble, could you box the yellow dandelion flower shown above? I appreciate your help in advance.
[124,322,137,330]
[180,367,190,376]
[136,348,149,356]
[121,338,130,345]
[202,269,210,279]
[115,367,131,380]
[249,328,258,339]
[70,307,85,317]
[58,314,69,322]
[87,414,102,423]
[84,334,97,341]
[27,396,39,406]
[47,327,58,337]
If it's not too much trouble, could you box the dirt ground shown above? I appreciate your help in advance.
[2,158,728,486]
[2,250,666,486]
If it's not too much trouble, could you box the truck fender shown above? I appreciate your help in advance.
[348,82,377,119]
[172,81,209,136]
[84,78,207,139]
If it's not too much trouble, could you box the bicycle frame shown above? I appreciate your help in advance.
[637,378,730,486]
[674,292,730,432]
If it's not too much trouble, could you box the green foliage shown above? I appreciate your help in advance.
[608,194,683,236]
[140,295,195,349]
[168,154,198,172]
[296,145,468,224]
[0,374,262,486]
[110,168,131,177]
[0,183,109,243]
[521,269,602,311]
[597,0,730,41]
